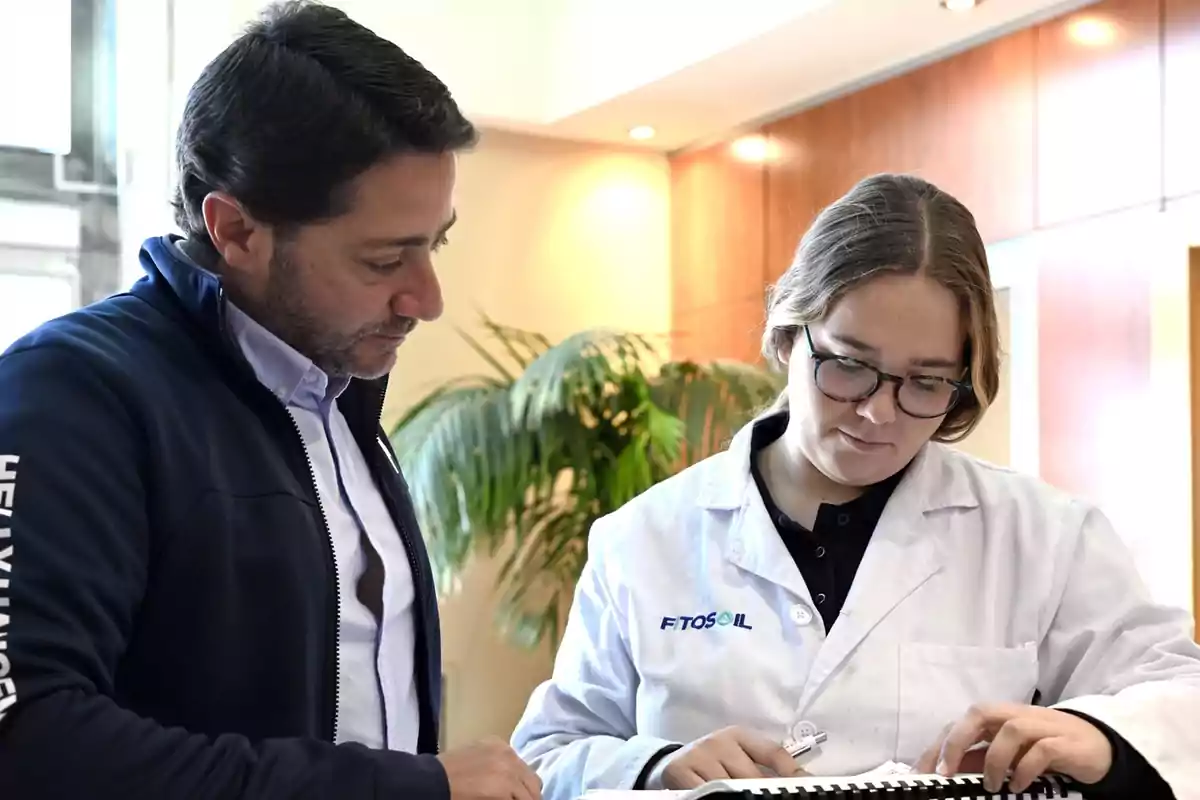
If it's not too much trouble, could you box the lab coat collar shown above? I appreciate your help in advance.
[697,418,980,518]
[706,418,979,612]
[703,418,983,709]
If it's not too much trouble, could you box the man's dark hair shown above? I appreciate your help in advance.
[172,0,478,241]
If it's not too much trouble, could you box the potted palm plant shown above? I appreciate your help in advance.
[389,317,784,649]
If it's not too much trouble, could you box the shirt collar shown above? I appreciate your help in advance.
[224,301,349,411]
[700,414,977,514]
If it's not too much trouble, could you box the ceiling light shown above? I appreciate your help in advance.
[628,125,656,141]
[940,0,979,10]
[730,135,779,163]
[1067,15,1117,46]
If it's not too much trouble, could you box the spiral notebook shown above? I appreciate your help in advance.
[580,772,1083,799]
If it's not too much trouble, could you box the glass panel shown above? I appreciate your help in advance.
[0,0,123,346]
[0,0,73,154]
[0,270,79,353]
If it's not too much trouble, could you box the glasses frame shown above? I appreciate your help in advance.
[802,326,971,420]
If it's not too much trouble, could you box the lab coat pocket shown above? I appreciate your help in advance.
[896,642,1039,759]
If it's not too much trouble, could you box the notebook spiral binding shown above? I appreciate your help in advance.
[682,773,1082,799]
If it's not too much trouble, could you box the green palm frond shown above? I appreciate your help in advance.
[509,328,659,427]
[388,315,783,648]
[478,317,553,369]
[653,359,785,464]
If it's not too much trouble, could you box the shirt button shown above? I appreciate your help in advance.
[792,720,818,739]
[815,593,827,605]
[814,546,826,558]
[837,513,850,526]
[789,603,814,626]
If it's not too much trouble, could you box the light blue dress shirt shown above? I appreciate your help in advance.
[226,302,419,752]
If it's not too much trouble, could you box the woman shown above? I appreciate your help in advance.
[510,174,1200,800]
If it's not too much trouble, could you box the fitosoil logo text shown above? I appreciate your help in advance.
[0,455,18,723]
[660,611,753,631]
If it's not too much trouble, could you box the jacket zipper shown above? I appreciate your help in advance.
[373,385,439,754]
[217,287,342,743]
[285,412,342,744]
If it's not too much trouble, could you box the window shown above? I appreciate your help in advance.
[0,266,81,353]
[0,0,119,348]
[0,0,73,155]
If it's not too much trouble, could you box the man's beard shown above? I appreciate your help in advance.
[245,248,414,380]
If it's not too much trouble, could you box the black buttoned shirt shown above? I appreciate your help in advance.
[748,411,905,633]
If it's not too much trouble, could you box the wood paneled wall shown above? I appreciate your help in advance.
[670,145,766,365]
[671,0,1200,506]
[1034,209,1155,499]
[1166,0,1200,199]
[674,0,1200,354]
[763,27,1036,275]
[1035,0,1162,226]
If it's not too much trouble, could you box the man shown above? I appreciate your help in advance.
[0,3,540,798]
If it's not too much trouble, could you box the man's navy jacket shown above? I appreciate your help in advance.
[0,235,449,799]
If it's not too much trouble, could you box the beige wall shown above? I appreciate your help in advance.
[382,128,671,747]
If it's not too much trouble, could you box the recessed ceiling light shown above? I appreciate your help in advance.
[940,0,979,10]
[628,125,656,141]
[1067,15,1117,46]
[730,135,779,163]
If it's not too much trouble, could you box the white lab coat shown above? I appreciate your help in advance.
[511,422,1200,800]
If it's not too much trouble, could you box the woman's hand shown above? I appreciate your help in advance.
[915,703,1113,793]
[660,725,807,789]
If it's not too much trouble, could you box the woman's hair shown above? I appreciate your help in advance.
[761,173,1000,443]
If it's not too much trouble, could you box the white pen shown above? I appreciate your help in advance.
[784,730,828,759]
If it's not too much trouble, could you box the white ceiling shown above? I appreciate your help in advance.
[216,0,1101,152]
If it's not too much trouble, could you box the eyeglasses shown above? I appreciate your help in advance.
[802,326,970,419]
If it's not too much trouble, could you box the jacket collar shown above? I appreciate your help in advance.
[696,415,980,516]
[139,235,227,336]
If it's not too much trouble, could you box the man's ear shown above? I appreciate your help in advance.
[201,192,273,274]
